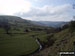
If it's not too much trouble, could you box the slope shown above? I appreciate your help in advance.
[34,21,75,56]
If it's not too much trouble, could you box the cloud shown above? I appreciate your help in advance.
[0,0,31,15]
[15,4,74,21]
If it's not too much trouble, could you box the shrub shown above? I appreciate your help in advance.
[69,21,75,32]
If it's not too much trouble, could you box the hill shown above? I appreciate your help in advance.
[34,21,68,27]
[33,21,75,56]
[0,15,51,34]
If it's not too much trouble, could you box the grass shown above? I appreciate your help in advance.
[35,29,75,56]
[0,28,53,56]
[0,28,6,33]
[0,33,39,56]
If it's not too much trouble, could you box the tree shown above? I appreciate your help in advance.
[0,18,10,34]
[68,21,75,37]
[69,21,75,32]
[3,22,10,34]
[62,24,69,30]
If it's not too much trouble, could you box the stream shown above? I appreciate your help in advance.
[20,38,42,56]
[36,38,42,51]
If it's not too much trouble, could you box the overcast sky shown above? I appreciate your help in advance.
[0,0,75,21]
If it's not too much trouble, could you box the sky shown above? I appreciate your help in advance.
[0,0,75,21]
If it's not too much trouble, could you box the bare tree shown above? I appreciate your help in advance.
[0,18,10,34]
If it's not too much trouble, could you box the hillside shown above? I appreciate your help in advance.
[33,21,75,56]
[0,16,51,34]
[0,15,45,28]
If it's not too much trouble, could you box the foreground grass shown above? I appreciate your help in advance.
[0,33,39,56]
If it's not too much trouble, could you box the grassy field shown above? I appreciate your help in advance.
[0,28,50,56]
[0,33,40,56]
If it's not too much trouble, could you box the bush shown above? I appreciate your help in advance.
[69,21,75,32]
[62,24,69,30]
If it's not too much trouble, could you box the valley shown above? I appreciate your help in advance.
[0,16,75,56]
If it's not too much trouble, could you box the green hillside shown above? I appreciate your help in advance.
[0,15,50,33]
[0,33,39,56]
[34,21,75,56]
